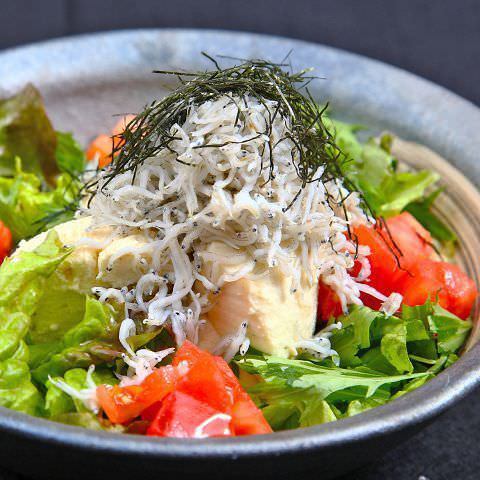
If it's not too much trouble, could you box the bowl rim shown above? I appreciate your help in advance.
[0,27,480,459]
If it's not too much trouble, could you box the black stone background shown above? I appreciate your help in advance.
[0,1,479,479]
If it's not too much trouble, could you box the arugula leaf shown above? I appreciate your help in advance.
[238,354,426,430]
[242,356,423,399]
[0,84,58,180]
[332,306,413,373]
[358,347,398,375]
[329,306,378,367]
[371,315,412,373]
[401,302,471,354]
[428,305,472,354]
[331,301,469,377]
[255,301,471,430]
[239,355,426,402]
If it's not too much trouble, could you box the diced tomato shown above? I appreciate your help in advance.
[382,213,435,284]
[172,340,204,368]
[0,221,12,263]
[213,356,242,397]
[137,365,178,404]
[316,212,476,321]
[213,357,272,435]
[230,393,272,435]
[141,401,162,422]
[86,134,115,168]
[385,212,434,264]
[317,281,343,322]
[147,391,232,438]
[97,365,177,424]
[86,115,136,168]
[353,213,476,319]
[97,384,144,424]
[175,344,231,412]
[98,341,272,437]
[352,213,436,309]
[353,223,402,309]
[399,259,477,319]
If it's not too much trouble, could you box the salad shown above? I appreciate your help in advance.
[0,59,476,438]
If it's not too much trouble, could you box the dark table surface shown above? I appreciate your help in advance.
[1,1,479,478]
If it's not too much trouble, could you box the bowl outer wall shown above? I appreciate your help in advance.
[0,29,479,479]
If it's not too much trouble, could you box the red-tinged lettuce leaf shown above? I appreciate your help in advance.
[0,84,58,180]
[55,131,85,176]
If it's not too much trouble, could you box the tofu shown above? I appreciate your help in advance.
[17,223,318,357]
[97,233,154,288]
[15,217,152,293]
[199,242,317,357]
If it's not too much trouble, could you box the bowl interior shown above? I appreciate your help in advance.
[28,36,479,345]
[0,30,479,466]
[391,138,480,348]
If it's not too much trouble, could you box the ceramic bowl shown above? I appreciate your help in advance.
[0,29,479,480]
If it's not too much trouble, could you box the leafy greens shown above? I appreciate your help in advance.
[0,84,58,180]
[238,301,470,430]
[0,86,85,243]
[0,231,124,423]
[328,119,455,241]
[0,159,81,243]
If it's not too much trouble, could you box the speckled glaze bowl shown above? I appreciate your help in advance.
[0,29,479,480]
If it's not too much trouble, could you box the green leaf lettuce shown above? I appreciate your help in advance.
[0,158,81,243]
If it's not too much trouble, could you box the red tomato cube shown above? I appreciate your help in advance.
[147,391,232,438]
[400,259,477,319]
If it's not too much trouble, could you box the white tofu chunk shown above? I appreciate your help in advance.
[15,217,152,292]
[199,242,317,357]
